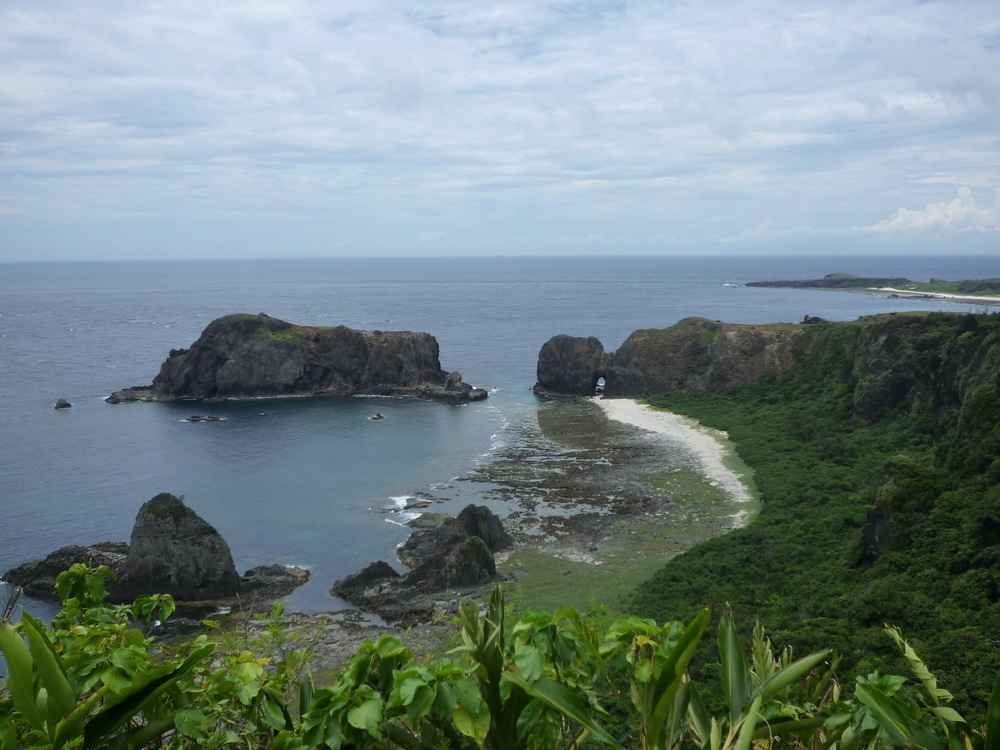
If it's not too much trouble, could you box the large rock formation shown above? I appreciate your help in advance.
[604,318,801,397]
[535,312,1000,430]
[3,543,128,598]
[533,318,801,398]
[106,313,487,404]
[330,504,512,624]
[114,493,242,601]
[533,334,608,396]
[4,493,309,603]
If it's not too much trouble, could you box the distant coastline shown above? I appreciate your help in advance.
[746,273,1000,307]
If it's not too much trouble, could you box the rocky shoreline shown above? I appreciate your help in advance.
[260,396,756,668]
[5,396,755,670]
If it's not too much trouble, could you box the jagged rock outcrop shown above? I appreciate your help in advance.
[605,318,801,397]
[5,494,309,603]
[536,312,1000,432]
[330,504,511,624]
[533,335,608,396]
[113,493,242,602]
[3,542,127,597]
[106,313,487,404]
[54,399,72,409]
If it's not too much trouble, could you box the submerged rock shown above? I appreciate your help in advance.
[106,313,487,404]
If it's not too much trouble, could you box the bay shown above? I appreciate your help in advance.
[2,254,997,616]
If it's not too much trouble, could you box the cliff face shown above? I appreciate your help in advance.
[536,312,1000,432]
[534,317,802,399]
[107,313,487,403]
[605,318,801,397]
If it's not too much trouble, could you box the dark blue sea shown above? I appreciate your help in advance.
[2,254,997,617]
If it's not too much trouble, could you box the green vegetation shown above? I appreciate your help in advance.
[4,567,998,748]
[630,312,1000,726]
[910,278,1000,296]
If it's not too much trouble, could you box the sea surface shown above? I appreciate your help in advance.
[2,254,998,617]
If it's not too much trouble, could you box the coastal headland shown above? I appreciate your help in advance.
[746,272,1000,306]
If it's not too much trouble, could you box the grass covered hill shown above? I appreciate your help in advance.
[629,311,1000,721]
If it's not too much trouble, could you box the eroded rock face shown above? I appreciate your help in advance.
[3,543,128,597]
[331,504,511,623]
[106,313,487,403]
[533,335,608,396]
[602,318,801,398]
[113,493,241,602]
[5,495,309,604]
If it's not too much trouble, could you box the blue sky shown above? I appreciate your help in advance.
[1,0,998,261]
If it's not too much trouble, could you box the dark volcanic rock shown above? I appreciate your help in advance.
[113,493,241,602]
[4,542,128,597]
[440,536,496,587]
[604,318,801,398]
[6,497,307,604]
[330,561,400,598]
[332,504,510,623]
[241,565,311,599]
[399,504,511,570]
[54,399,72,409]
[106,313,486,404]
[534,335,607,396]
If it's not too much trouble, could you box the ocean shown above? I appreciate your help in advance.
[2,254,997,617]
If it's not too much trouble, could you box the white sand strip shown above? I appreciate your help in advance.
[870,287,1000,304]
[594,397,753,503]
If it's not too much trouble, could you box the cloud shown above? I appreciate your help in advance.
[1,0,999,259]
[868,187,1000,233]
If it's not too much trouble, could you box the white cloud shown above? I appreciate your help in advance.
[1,0,999,259]
[868,187,1000,233]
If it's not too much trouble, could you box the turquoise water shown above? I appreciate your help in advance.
[2,254,997,613]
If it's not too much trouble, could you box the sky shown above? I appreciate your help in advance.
[1,0,999,261]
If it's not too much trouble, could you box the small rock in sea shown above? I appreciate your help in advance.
[370,413,384,420]
[185,415,222,422]
[54,399,72,409]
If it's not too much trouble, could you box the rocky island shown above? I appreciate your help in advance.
[106,313,488,404]
[4,493,309,605]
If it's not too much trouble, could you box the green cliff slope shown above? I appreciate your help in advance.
[629,311,1000,721]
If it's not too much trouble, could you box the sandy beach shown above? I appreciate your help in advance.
[594,397,753,504]
[869,287,1000,305]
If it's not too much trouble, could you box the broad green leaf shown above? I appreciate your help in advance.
[929,705,965,723]
[0,623,45,731]
[82,642,213,748]
[347,696,383,732]
[686,682,712,743]
[22,612,77,729]
[855,681,945,750]
[719,606,752,724]
[505,672,622,748]
[173,709,205,738]
[513,643,544,683]
[453,702,489,744]
[454,675,481,714]
[263,698,290,731]
[105,714,177,750]
[754,650,830,704]
[646,608,710,741]
[734,695,763,750]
